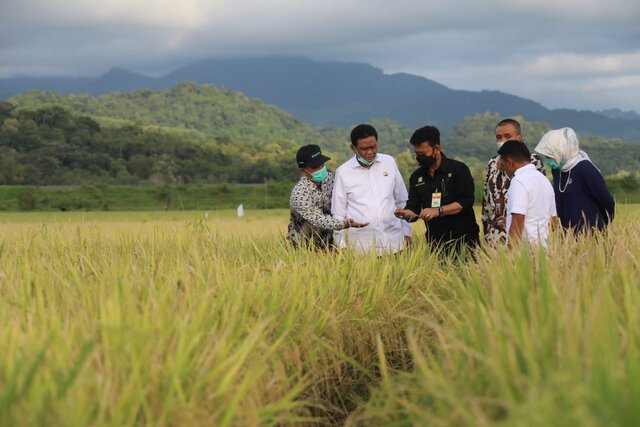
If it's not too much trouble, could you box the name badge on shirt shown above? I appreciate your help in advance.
[431,192,442,208]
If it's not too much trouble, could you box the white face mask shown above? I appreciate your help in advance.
[496,142,503,150]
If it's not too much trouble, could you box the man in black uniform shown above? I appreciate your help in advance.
[394,125,480,253]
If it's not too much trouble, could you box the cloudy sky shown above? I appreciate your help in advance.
[1,0,639,112]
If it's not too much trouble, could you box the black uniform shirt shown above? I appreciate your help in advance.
[405,153,479,240]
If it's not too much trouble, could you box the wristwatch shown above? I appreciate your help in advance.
[438,206,444,217]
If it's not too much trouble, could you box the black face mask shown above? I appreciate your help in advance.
[416,154,435,169]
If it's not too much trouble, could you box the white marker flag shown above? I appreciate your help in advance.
[237,204,244,217]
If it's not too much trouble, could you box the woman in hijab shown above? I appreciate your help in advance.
[535,127,615,233]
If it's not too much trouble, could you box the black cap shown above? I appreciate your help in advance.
[296,144,331,168]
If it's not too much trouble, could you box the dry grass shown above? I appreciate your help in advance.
[0,206,638,426]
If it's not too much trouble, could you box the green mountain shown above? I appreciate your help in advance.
[9,82,325,147]
[0,101,303,185]
[7,84,425,167]
[3,57,640,141]
[5,83,640,189]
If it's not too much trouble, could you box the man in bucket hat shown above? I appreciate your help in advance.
[287,144,368,250]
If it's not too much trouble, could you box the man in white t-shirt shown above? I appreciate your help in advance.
[497,140,557,247]
[331,124,412,254]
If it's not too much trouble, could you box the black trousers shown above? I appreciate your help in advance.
[426,229,480,256]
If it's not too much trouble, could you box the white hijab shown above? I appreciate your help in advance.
[534,127,591,172]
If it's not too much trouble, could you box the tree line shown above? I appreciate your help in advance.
[2,91,639,195]
[0,103,300,185]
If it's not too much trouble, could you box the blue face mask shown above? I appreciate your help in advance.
[544,158,562,170]
[307,165,328,182]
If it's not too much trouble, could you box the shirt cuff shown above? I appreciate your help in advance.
[402,221,412,236]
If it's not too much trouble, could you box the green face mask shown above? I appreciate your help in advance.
[355,148,378,166]
[307,165,328,182]
[357,155,377,166]
[544,158,562,170]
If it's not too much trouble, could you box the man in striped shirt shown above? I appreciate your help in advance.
[482,119,545,245]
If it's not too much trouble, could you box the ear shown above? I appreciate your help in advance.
[350,144,357,154]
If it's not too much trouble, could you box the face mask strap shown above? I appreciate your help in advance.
[305,165,328,182]
[355,147,377,166]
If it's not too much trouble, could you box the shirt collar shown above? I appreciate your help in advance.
[298,175,314,188]
[514,163,536,177]
[435,153,453,174]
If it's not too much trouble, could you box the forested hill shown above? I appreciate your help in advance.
[3,83,640,188]
[7,84,424,161]
[0,102,303,185]
[8,82,325,146]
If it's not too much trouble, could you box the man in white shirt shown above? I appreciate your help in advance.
[331,124,412,254]
[497,140,557,248]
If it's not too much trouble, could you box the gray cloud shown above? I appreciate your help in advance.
[1,0,639,112]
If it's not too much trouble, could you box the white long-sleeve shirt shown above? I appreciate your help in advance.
[331,153,412,254]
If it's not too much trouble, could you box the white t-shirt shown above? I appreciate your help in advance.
[506,164,557,247]
[331,153,412,254]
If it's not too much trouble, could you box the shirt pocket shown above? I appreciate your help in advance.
[414,181,429,208]
[440,175,455,205]
[377,168,397,198]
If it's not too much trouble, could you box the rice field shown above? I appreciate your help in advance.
[0,206,638,426]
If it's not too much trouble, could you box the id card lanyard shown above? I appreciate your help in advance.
[431,177,446,208]
[431,192,441,208]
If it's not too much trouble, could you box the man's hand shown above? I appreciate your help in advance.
[394,208,418,221]
[347,218,369,228]
[419,207,440,221]
[404,235,413,246]
[393,208,406,218]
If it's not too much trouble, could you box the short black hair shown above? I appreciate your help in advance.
[350,124,378,146]
[410,126,440,148]
[497,140,530,163]
[495,118,521,134]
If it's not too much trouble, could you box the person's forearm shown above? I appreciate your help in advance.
[297,207,345,230]
[508,214,525,248]
[442,202,463,216]
[509,226,522,243]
